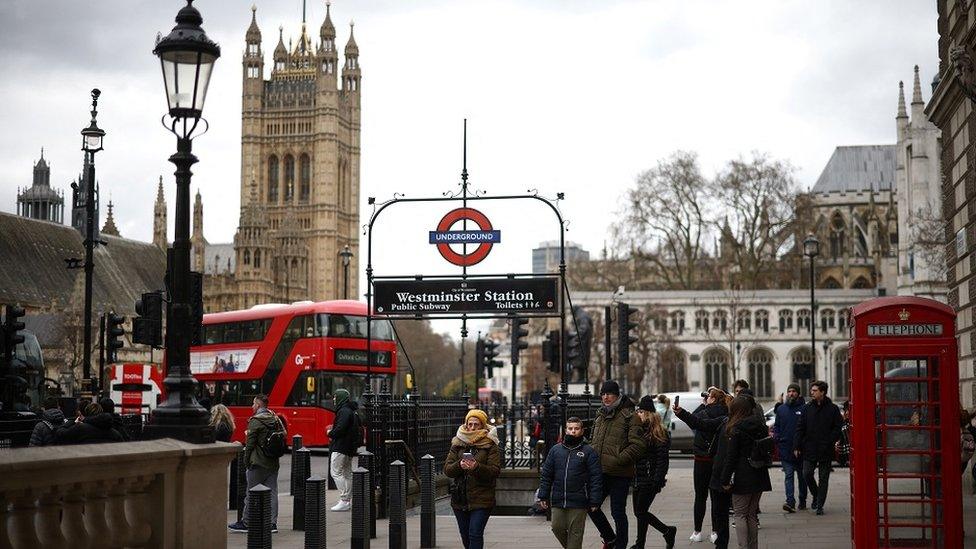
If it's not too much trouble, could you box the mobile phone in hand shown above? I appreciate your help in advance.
[674,395,680,409]
[462,452,474,461]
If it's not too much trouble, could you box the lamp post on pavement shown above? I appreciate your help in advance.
[804,234,820,378]
[146,0,221,443]
[79,89,105,395]
[339,244,353,300]
[822,339,833,390]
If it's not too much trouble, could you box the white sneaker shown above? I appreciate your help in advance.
[690,531,703,542]
[331,500,352,512]
[709,532,718,543]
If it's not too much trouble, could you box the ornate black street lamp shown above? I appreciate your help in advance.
[339,244,353,299]
[79,88,105,395]
[147,0,220,443]
[804,234,820,378]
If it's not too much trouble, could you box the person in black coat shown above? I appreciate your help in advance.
[793,381,843,515]
[29,397,66,447]
[537,416,603,549]
[720,396,772,549]
[99,398,131,441]
[55,402,124,445]
[327,388,361,511]
[631,396,677,549]
[675,388,730,543]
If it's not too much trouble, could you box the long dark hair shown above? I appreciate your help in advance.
[724,395,754,437]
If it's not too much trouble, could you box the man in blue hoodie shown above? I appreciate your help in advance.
[773,383,807,512]
[537,417,603,549]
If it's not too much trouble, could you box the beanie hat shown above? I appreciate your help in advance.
[787,383,801,393]
[334,388,350,408]
[465,409,489,427]
[638,395,656,411]
[600,380,620,396]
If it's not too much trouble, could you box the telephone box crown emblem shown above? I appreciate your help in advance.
[898,308,910,321]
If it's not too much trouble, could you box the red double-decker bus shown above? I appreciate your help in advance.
[191,300,396,446]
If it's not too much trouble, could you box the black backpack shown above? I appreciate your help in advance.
[747,434,775,469]
[261,416,288,459]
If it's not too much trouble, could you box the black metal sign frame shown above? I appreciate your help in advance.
[363,121,574,401]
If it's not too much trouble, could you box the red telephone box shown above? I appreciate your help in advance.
[849,296,962,548]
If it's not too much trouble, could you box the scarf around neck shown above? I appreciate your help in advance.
[453,425,500,449]
[601,395,624,415]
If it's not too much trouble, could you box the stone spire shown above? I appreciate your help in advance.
[273,26,288,72]
[897,81,907,118]
[342,21,361,93]
[101,200,120,236]
[912,65,924,104]
[191,189,206,271]
[153,176,167,249]
[911,65,925,124]
[246,4,261,42]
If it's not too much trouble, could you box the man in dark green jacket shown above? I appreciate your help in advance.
[587,380,645,549]
[229,394,283,533]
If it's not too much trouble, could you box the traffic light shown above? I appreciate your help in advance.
[510,317,529,366]
[133,291,163,348]
[617,301,639,365]
[542,330,560,373]
[565,330,582,370]
[475,338,486,379]
[483,338,501,379]
[1,304,26,362]
[106,312,125,364]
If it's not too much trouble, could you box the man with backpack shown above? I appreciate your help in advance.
[229,394,285,533]
[327,388,361,511]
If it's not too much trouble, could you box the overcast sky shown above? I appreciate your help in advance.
[0,0,939,334]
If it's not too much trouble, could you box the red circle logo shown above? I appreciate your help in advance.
[435,207,494,267]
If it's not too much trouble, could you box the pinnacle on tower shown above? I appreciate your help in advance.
[912,65,924,104]
[345,21,358,56]
[274,25,288,69]
[246,4,261,41]
[156,175,165,202]
[320,1,335,43]
[897,81,907,118]
[102,200,120,236]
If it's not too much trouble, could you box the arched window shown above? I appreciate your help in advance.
[736,310,751,332]
[855,226,869,257]
[748,349,773,398]
[823,277,842,289]
[778,310,793,333]
[284,155,295,201]
[670,311,685,334]
[829,213,845,259]
[834,348,850,398]
[267,156,279,202]
[798,309,811,330]
[243,249,251,265]
[712,310,728,332]
[821,309,835,331]
[838,309,850,332]
[254,249,261,269]
[755,310,769,333]
[299,154,311,202]
[652,312,667,333]
[704,349,730,391]
[852,276,871,289]
[291,257,299,275]
[695,310,709,333]
[791,347,814,395]
[659,347,688,393]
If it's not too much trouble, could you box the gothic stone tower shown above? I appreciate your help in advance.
[240,3,360,303]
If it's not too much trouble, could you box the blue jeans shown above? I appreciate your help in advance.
[587,474,630,549]
[453,508,491,549]
[782,460,808,507]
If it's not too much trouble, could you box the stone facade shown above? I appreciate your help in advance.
[928,0,976,408]
[192,5,361,313]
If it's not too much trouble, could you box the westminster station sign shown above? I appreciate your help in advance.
[373,277,558,316]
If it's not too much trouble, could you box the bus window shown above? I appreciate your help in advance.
[213,379,262,407]
[323,314,393,340]
[243,319,271,341]
[224,323,242,344]
[285,372,386,409]
[204,324,224,344]
[261,316,304,395]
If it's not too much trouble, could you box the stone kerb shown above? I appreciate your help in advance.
[0,438,239,549]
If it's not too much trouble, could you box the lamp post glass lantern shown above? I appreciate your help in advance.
[147,0,220,443]
[339,244,353,299]
[804,234,819,376]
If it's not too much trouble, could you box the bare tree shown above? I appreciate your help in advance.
[909,201,948,281]
[392,320,462,395]
[695,288,771,386]
[612,151,715,290]
[715,153,798,289]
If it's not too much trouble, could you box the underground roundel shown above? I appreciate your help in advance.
[428,207,501,267]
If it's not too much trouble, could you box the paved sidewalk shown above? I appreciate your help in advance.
[227,455,976,548]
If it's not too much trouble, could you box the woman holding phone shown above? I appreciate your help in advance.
[632,396,677,549]
[445,409,502,549]
[675,388,730,544]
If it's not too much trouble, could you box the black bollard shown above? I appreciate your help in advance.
[351,467,371,549]
[420,454,436,548]
[247,483,273,549]
[305,475,328,549]
[230,450,241,510]
[236,447,248,523]
[388,460,407,549]
[357,449,376,539]
[293,447,312,531]
[291,434,304,494]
